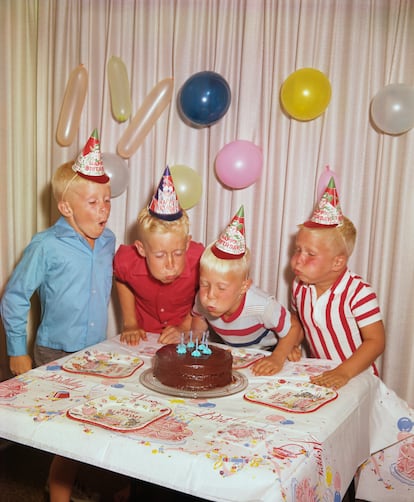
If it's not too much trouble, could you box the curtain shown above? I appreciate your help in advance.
[0,0,413,404]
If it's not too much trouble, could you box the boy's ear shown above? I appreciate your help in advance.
[186,235,191,250]
[241,278,253,293]
[333,254,347,271]
[134,240,146,257]
[57,200,73,218]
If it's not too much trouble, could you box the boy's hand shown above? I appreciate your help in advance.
[287,345,302,362]
[251,353,285,376]
[159,326,181,344]
[10,355,32,375]
[120,327,147,346]
[310,368,350,390]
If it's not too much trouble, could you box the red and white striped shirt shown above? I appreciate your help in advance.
[193,285,290,349]
[291,269,382,365]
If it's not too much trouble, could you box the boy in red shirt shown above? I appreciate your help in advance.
[114,166,204,345]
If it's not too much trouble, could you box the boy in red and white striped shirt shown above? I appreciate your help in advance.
[290,178,385,389]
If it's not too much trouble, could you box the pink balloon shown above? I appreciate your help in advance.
[215,140,263,189]
[317,165,340,201]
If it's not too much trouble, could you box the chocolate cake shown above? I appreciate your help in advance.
[153,344,233,391]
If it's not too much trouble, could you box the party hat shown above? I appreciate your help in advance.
[148,166,183,221]
[212,206,246,259]
[72,129,109,183]
[305,177,343,227]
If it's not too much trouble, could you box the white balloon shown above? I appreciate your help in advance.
[371,84,414,135]
[102,152,130,198]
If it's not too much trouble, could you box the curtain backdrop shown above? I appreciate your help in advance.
[1,0,413,404]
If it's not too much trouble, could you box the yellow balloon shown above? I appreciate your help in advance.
[170,164,202,210]
[107,56,132,123]
[280,68,331,121]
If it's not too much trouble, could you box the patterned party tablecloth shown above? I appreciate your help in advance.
[0,334,381,501]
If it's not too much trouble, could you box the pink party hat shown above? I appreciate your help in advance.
[72,129,109,183]
[305,177,343,228]
[212,206,246,259]
[148,166,183,221]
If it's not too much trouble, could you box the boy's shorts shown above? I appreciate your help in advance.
[33,344,73,368]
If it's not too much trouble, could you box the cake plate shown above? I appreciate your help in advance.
[139,369,248,399]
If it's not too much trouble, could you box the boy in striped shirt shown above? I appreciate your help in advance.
[290,178,385,390]
[192,206,302,376]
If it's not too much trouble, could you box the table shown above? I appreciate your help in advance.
[0,334,379,502]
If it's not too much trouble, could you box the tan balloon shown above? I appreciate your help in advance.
[56,65,88,146]
[107,56,132,123]
[117,78,174,158]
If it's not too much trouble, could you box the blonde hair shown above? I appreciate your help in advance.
[136,206,190,241]
[200,243,251,278]
[299,216,357,257]
[52,161,102,202]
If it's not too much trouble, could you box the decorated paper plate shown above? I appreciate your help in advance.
[139,369,248,399]
[231,349,265,369]
[62,351,144,378]
[67,395,171,432]
[244,379,338,413]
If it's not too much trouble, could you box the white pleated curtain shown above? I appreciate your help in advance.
[0,0,413,404]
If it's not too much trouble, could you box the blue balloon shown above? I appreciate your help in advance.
[178,71,231,127]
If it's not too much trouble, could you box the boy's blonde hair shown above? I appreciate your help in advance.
[200,243,251,278]
[136,206,190,241]
[52,161,103,202]
[300,216,357,257]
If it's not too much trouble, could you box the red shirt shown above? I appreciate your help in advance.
[114,241,204,333]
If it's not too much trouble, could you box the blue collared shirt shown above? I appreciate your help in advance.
[0,217,115,356]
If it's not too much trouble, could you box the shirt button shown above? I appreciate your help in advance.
[91,289,96,294]
[90,322,95,327]
[160,308,165,312]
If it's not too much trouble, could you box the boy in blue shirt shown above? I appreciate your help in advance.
[0,129,115,501]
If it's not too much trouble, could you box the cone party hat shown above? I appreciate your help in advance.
[305,177,343,227]
[212,205,246,259]
[148,166,183,221]
[72,129,109,183]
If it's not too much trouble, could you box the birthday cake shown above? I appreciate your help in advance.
[153,344,233,391]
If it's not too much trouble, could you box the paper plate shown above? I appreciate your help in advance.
[231,349,265,369]
[140,369,248,399]
[244,379,338,413]
[67,395,171,432]
[62,351,143,378]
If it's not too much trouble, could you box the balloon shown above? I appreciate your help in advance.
[371,84,414,135]
[56,64,88,146]
[102,152,130,198]
[178,71,231,127]
[280,68,331,121]
[215,140,263,189]
[317,165,341,201]
[170,164,203,209]
[107,56,132,123]
[117,78,174,158]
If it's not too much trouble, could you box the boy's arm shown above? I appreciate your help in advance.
[159,311,209,345]
[310,320,386,389]
[251,313,303,376]
[159,312,193,344]
[10,355,33,376]
[115,280,147,345]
